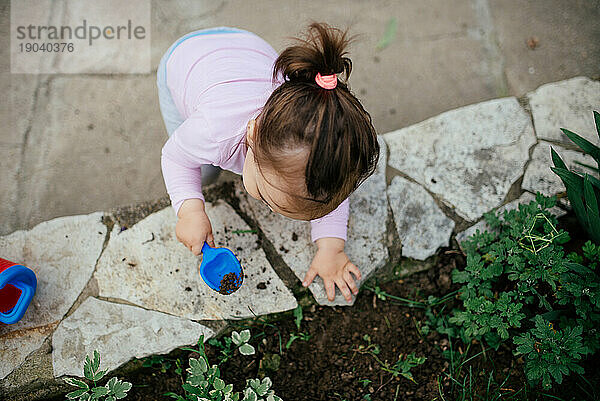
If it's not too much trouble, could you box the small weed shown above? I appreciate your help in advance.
[284,332,311,350]
[142,355,171,373]
[353,334,426,384]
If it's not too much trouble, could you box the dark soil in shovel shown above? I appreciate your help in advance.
[218,271,243,295]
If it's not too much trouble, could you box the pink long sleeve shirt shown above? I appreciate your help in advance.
[160,31,349,242]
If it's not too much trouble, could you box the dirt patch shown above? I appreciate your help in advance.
[114,246,599,400]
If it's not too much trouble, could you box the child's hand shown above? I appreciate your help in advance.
[176,199,215,256]
[302,237,362,303]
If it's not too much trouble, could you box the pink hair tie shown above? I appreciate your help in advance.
[315,72,337,90]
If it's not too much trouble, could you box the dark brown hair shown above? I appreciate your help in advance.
[251,21,379,219]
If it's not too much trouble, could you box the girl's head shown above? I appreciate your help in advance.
[242,21,379,220]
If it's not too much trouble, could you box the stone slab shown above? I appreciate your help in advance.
[384,97,536,221]
[387,176,455,260]
[0,212,107,334]
[93,201,297,320]
[237,137,389,306]
[527,77,600,146]
[52,297,213,378]
[456,192,567,245]
[0,324,56,380]
[522,141,598,196]
[0,212,106,380]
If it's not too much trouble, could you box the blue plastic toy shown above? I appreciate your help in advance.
[0,258,37,325]
[198,242,243,294]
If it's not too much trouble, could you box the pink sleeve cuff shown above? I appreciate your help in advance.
[309,198,350,242]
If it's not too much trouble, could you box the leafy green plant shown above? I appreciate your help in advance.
[448,193,600,389]
[551,110,600,243]
[167,333,282,401]
[207,329,256,365]
[514,315,587,388]
[232,329,256,356]
[64,350,132,401]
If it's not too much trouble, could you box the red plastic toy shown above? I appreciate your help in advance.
[0,258,37,324]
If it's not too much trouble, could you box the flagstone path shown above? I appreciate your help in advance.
[1,76,598,400]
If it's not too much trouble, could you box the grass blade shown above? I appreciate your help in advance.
[560,128,600,164]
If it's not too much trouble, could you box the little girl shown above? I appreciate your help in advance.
[157,22,379,303]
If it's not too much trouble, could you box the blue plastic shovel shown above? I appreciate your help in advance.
[199,242,243,295]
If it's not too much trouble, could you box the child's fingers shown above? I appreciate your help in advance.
[343,270,359,295]
[302,268,318,287]
[346,263,362,281]
[206,232,216,248]
[324,280,336,301]
[190,242,203,256]
[334,278,353,303]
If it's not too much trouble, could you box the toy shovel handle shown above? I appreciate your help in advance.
[201,242,211,254]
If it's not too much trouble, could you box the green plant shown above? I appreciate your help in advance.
[167,333,282,401]
[448,193,600,389]
[64,350,132,401]
[514,315,587,388]
[284,332,311,349]
[207,329,256,365]
[353,334,425,383]
[387,353,426,383]
[283,305,311,349]
[142,354,171,373]
[551,110,600,243]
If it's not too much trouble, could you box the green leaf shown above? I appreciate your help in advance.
[293,305,303,330]
[107,377,132,399]
[106,397,115,401]
[64,377,89,390]
[66,388,89,399]
[560,128,600,164]
[189,357,208,375]
[551,147,568,170]
[239,343,255,356]
[92,350,101,373]
[243,388,258,401]
[256,377,272,396]
[93,369,107,382]
[83,355,94,381]
[213,377,226,391]
[376,18,397,50]
[231,331,242,346]
[91,386,109,396]
[583,174,600,242]
[239,329,251,344]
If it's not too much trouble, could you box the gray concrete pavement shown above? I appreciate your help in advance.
[1,0,599,235]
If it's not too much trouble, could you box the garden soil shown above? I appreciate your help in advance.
[114,238,599,400]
